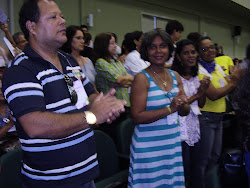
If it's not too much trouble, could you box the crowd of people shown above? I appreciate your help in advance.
[0,0,249,188]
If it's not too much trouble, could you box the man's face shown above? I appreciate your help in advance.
[16,34,28,51]
[82,28,88,33]
[33,0,67,47]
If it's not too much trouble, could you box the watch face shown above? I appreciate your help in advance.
[86,112,97,124]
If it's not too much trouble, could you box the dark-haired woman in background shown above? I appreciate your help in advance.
[60,25,96,86]
[124,31,150,76]
[194,36,242,188]
[172,39,210,187]
[93,33,133,140]
[128,29,190,188]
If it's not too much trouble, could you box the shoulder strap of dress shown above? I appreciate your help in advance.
[141,69,152,82]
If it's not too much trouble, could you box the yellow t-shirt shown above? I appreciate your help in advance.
[198,64,228,113]
[215,56,234,75]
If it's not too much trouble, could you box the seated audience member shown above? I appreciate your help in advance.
[124,31,150,76]
[193,36,243,188]
[165,19,184,68]
[12,32,28,51]
[61,25,96,86]
[80,32,94,62]
[232,44,250,184]
[214,44,234,75]
[0,74,20,157]
[172,39,210,187]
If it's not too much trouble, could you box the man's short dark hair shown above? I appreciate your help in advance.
[165,20,184,35]
[19,0,41,41]
[80,25,88,30]
[140,29,174,62]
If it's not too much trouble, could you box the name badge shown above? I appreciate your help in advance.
[167,112,179,125]
[73,80,89,109]
[219,79,226,87]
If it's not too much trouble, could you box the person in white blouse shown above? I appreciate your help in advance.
[124,31,150,77]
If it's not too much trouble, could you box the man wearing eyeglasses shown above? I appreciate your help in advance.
[12,32,28,51]
[1,0,126,188]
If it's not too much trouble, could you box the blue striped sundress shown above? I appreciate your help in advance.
[128,69,185,188]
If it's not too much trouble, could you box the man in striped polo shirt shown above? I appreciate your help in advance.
[1,0,126,187]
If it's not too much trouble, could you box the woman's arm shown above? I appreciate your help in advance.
[116,74,134,87]
[174,72,190,116]
[186,76,210,108]
[205,67,244,101]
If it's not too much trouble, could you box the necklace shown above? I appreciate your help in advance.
[150,67,168,87]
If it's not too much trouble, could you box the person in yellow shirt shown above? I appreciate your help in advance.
[214,44,234,75]
[193,36,243,188]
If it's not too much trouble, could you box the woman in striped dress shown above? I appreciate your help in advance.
[128,29,190,188]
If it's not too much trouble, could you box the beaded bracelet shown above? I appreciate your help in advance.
[166,106,172,114]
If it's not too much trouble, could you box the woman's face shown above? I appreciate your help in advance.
[135,34,143,50]
[178,44,197,68]
[147,36,169,65]
[108,36,117,57]
[198,39,216,63]
[71,30,85,52]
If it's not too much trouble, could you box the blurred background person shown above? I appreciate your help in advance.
[80,24,93,48]
[214,43,234,75]
[165,20,184,68]
[94,32,133,140]
[61,25,96,86]
[12,32,28,51]
[124,31,150,76]
[232,44,250,185]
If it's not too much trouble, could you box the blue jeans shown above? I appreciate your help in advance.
[193,111,223,188]
[182,141,200,186]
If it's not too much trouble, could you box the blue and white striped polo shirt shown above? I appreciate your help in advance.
[2,44,98,188]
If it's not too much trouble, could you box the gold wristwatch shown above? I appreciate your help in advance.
[84,111,97,128]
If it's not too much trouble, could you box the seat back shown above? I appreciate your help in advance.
[0,147,22,188]
[94,130,119,181]
[116,118,135,155]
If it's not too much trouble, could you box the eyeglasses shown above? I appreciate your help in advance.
[16,40,27,44]
[64,74,78,105]
[201,45,215,52]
